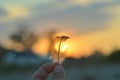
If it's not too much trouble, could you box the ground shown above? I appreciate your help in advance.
[1,64,120,80]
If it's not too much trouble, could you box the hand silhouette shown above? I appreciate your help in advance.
[32,63,66,80]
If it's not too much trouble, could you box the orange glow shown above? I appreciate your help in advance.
[61,43,68,52]
[31,31,95,59]
[32,37,50,56]
[55,42,69,53]
[5,4,29,19]
[31,25,120,59]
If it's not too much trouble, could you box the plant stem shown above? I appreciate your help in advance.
[57,38,62,63]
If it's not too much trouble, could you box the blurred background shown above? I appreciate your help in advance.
[0,0,120,80]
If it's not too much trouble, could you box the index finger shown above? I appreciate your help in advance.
[32,63,58,80]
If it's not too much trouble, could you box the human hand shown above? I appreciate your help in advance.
[32,63,66,80]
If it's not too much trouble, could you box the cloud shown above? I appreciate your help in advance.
[101,2,120,28]
[72,0,113,6]
[30,3,108,32]
[0,8,7,16]
[0,4,30,23]
[5,4,30,19]
[102,3,120,16]
[31,0,72,17]
[0,0,54,7]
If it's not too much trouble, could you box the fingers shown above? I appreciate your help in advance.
[32,62,58,80]
[42,63,58,73]
[53,64,66,80]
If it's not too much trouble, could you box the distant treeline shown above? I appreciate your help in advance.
[64,50,120,66]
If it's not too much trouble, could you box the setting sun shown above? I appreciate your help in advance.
[55,42,69,53]
[61,43,68,52]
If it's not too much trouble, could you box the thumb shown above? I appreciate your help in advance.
[53,64,66,80]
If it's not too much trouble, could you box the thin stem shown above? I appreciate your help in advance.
[57,38,62,63]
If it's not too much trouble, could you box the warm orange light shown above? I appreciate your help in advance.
[61,43,68,52]
[32,37,50,56]
[55,42,69,53]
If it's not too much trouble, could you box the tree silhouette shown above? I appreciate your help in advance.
[0,43,8,64]
[108,50,120,62]
[10,28,38,50]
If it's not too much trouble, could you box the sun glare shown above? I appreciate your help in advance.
[61,43,68,52]
[55,42,69,53]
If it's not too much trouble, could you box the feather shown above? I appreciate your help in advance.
[49,36,70,63]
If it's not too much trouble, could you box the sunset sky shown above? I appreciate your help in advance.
[0,0,120,57]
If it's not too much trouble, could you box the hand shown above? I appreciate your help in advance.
[32,63,66,80]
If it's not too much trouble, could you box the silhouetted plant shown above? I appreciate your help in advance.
[49,36,69,63]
